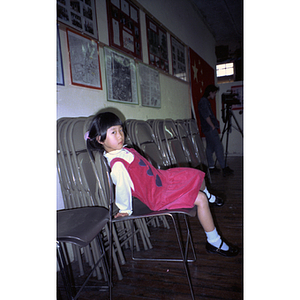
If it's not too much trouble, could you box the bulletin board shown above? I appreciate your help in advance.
[57,26,64,86]
[146,15,169,72]
[57,0,98,40]
[106,0,142,59]
[171,35,186,81]
[138,63,161,108]
[104,47,138,104]
[67,29,102,90]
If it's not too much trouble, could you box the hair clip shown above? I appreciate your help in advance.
[84,131,90,141]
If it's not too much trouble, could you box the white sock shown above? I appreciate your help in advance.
[203,187,216,203]
[205,228,229,251]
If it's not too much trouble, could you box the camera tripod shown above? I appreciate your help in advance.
[220,105,243,165]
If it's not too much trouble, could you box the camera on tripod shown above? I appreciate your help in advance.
[221,92,241,123]
[220,91,243,164]
[221,92,241,106]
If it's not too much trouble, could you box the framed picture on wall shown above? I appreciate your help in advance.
[138,63,161,108]
[57,0,98,40]
[67,29,102,90]
[57,26,64,86]
[106,0,142,60]
[171,35,186,81]
[104,47,138,104]
[146,15,169,72]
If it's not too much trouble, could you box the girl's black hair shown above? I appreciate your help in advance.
[203,84,219,98]
[86,112,123,154]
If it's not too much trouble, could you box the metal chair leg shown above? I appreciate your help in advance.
[128,214,196,300]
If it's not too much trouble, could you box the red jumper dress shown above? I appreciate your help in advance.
[110,147,205,211]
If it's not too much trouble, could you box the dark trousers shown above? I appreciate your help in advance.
[204,128,226,169]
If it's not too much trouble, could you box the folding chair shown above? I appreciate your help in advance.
[57,206,111,300]
[70,117,153,276]
[57,118,74,209]
[154,119,191,168]
[92,150,197,300]
[176,119,204,169]
[187,119,212,183]
[125,119,171,169]
[151,119,178,167]
[57,117,125,281]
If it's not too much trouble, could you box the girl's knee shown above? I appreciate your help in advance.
[195,191,208,208]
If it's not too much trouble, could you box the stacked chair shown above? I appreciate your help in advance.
[57,206,110,300]
[176,119,212,183]
[149,118,211,182]
[57,117,152,294]
[57,115,211,300]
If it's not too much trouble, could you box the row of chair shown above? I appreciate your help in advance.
[57,116,154,284]
[57,115,210,299]
[125,118,211,181]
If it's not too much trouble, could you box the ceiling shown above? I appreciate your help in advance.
[189,0,243,62]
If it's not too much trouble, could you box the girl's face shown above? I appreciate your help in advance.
[97,125,124,152]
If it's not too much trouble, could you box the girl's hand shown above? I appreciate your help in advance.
[114,212,129,218]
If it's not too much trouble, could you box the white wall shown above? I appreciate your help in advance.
[56,0,236,209]
[57,0,216,120]
[136,0,216,65]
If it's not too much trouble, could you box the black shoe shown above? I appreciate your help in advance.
[206,240,239,257]
[209,196,224,207]
[222,166,234,177]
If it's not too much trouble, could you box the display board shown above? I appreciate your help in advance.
[146,15,168,72]
[138,63,161,108]
[106,0,142,59]
[57,26,64,85]
[105,47,138,104]
[171,36,186,81]
[57,0,98,39]
[67,29,102,89]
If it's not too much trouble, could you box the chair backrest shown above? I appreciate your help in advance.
[187,119,208,167]
[175,120,201,168]
[57,117,104,209]
[160,119,190,168]
[151,119,175,167]
[126,120,171,169]
[57,118,83,208]
[124,119,137,147]
[77,151,108,207]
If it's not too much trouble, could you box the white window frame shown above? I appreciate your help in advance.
[216,62,234,77]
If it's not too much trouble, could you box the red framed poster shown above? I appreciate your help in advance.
[146,15,169,72]
[67,29,102,90]
[106,0,142,59]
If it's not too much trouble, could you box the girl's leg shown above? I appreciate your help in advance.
[194,191,215,232]
[194,190,239,256]
[200,180,224,206]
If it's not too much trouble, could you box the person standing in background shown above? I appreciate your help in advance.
[198,85,234,176]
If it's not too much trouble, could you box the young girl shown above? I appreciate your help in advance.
[87,112,239,257]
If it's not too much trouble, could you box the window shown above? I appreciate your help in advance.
[216,63,234,77]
